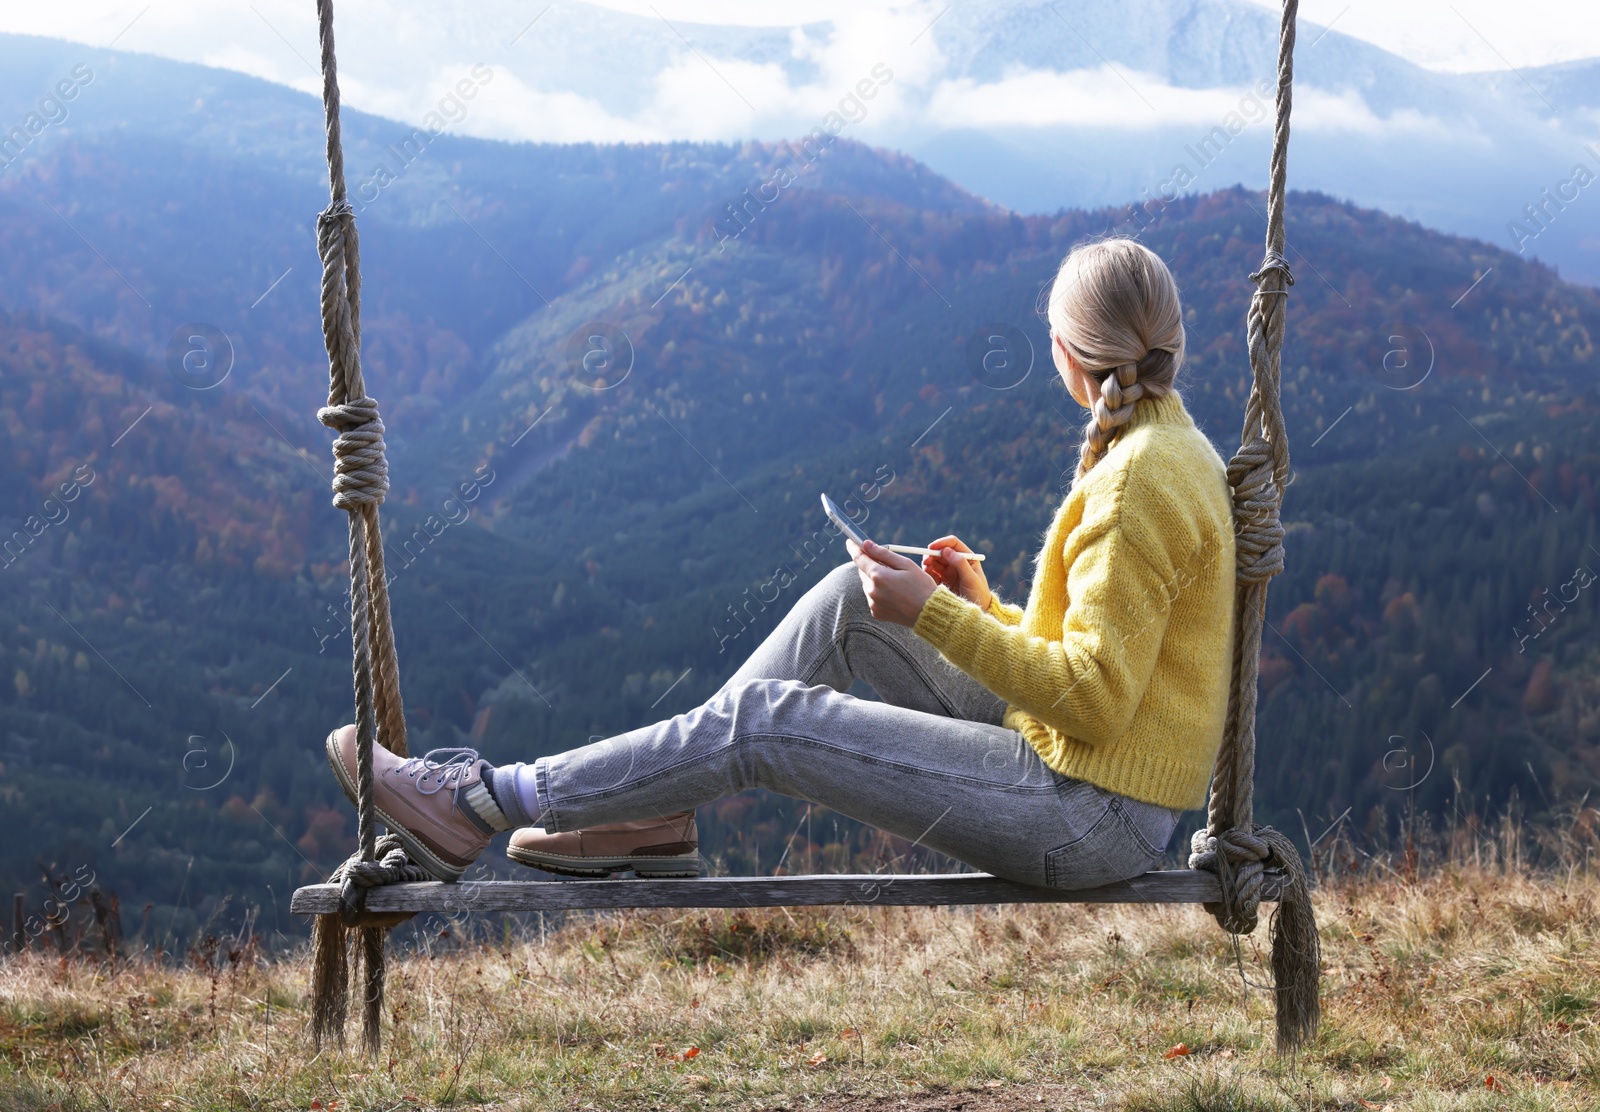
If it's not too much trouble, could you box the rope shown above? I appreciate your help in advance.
[333,832,434,922]
[1184,0,1321,1054]
[307,0,412,1057]
[317,398,390,509]
[310,834,429,1051]
[293,0,1318,1060]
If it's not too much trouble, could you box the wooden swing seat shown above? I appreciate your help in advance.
[290,868,1285,916]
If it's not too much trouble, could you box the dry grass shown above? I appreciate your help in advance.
[2,864,1598,1111]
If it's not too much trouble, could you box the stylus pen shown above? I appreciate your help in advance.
[884,544,985,562]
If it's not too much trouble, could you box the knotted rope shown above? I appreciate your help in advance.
[333,832,433,923]
[309,835,428,1052]
[306,0,414,1057]
[318,397,390,509]
[1186,0,1321,1054]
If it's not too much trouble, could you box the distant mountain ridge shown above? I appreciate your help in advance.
[0,33,997,437]
[6,1,1597,280]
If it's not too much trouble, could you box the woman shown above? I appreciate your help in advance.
[324,238,1236,890]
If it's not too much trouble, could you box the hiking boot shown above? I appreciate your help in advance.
[324,725,514,882]
[507,812,701,878]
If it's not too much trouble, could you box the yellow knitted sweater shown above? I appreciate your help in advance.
[910,391,1235,811]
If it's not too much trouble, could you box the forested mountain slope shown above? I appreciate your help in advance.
[0,84,1595,947]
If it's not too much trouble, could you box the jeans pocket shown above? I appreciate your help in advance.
[1118,797,1181,860]
[1044,780,1167,890]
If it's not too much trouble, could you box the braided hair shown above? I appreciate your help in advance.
[1046,239,1186,482]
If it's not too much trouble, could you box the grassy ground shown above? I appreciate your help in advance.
[1,862,1597,1111]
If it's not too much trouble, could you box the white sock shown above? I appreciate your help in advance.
[513,763,543,827]
[486,762,541,827]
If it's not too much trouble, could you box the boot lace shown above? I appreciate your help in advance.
[397,747,482,810]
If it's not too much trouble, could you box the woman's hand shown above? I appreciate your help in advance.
[921,535,992,612]
[847,538,938,627]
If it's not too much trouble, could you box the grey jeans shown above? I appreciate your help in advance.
[531,562,1182,889]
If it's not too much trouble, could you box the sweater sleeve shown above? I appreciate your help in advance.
[985,593,1025,626]
[912,522,1174,747]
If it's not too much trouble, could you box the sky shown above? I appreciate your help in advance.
[2,1,1596,148]
[8,1,1597,71]
[1240,0,1599,71]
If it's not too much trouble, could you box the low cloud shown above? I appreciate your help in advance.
[10,1,1481,152]
[926,67,1259,131]
[1292,87,1455,139]
[454,69,660,144]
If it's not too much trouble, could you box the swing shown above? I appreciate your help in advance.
[291,0,1318,1056]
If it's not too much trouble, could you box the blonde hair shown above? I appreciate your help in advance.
[1046,238,1186,481]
